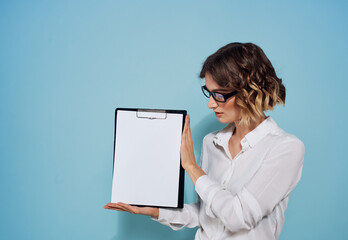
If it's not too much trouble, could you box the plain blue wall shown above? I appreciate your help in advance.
[1,0,347,239]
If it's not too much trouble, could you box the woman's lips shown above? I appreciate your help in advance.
[214,112,223,116]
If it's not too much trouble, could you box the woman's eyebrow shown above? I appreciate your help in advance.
[213,88,229,92]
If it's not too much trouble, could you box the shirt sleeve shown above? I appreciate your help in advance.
[195,136,305,232]
[151,201,200,230]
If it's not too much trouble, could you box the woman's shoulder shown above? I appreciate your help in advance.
[268,127,305,154]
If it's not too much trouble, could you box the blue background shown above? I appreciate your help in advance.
[1,1,347,239]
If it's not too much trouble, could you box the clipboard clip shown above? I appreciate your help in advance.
[136,109,167,120]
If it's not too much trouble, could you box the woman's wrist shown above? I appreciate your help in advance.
[185,164,206,185]
[183,162,198,172]
[151,208,159,219]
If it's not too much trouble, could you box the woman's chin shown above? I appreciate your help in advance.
[216,115,237,124]
[217,116,228,124]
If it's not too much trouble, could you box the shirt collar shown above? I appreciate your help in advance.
[213,116,279,148]
[213,123,234,147]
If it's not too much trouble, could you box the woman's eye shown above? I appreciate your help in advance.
[214,93,225,101]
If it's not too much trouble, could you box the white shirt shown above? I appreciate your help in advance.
[153,117,305,240]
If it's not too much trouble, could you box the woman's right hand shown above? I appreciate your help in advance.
[104,202,159,219]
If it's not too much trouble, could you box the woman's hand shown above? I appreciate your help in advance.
[181,115,197,170]
[104,202,159,219]
[181,115,206,184]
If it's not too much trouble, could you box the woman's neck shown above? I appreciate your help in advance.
[233,116,266,141]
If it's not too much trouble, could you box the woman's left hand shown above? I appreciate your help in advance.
[181,115,197,170]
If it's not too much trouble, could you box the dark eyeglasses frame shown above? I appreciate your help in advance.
[201,85,238,103]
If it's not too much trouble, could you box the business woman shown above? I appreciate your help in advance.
[105,42,305,240]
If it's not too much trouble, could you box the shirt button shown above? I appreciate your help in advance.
[223,180,226,184]
[242,139,246,143]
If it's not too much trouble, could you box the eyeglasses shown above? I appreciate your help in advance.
[201,85,238,103]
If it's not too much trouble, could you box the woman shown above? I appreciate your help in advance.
[105,42,305,240]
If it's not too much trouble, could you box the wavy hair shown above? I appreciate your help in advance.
[200,42,285,125]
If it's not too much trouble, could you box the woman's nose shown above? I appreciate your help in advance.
[208,96,218,109]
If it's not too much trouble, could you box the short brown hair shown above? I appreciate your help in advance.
[200,42,286,125]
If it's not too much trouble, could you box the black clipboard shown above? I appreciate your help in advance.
[111,108,186,208]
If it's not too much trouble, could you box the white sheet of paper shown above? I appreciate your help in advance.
[111,110,184,207]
